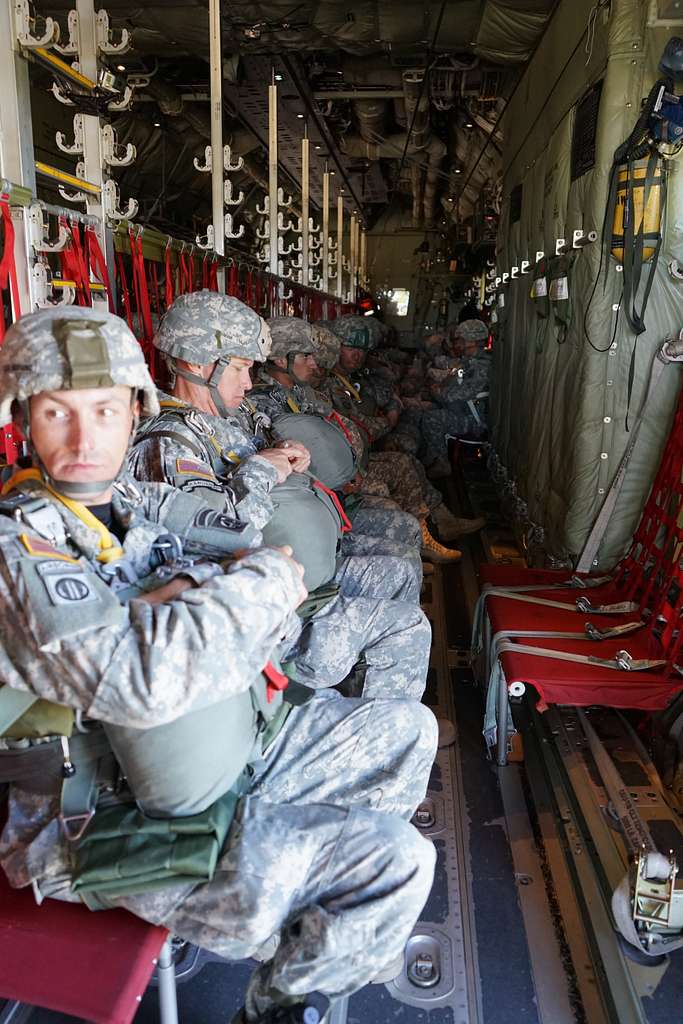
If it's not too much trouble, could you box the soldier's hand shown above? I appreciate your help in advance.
[135,577,196,605]
[277,440,311,473]
[257,448,296,482]
[271,545,308,604]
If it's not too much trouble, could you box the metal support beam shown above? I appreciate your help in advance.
[75,0,108,308]
[1,0,35,316]
[209,0,225,291]
[0,0,36,194]
[322,167,330,294]
[268,81,279,280]
[349,214,357,305]
[360,227,367,291]
[336,193,344,300]
[301,132,309,288]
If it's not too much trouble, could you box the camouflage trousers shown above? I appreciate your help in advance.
[336,551,421,604]
[117,692,437,1020]
[388,407,483,466]
[364,451,442,519]
[346,494,421,547]
[290,593,431,699]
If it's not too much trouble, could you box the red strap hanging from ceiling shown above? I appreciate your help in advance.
[227,262,238,297]
[164,243,174,309]
[84,227,114,312]
[0,195,21,342]
[0,196,23,464]
[59,219,90,306]
[115,252,134,331]
[201,254,209,290]
[149,260,161,318]
[208,257,218,292]
[129,229,153,345]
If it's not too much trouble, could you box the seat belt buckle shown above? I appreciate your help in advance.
[263,661,289,703]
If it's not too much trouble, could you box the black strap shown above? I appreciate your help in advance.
[141,429,207,461]
[0,730,111,791]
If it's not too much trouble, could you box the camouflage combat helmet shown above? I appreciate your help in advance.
[452,319,489,346]
[154,291,271,416]
[266,316,316,382]
[326,315,377,351]
[0,305,159,496]
[311,323,341,370]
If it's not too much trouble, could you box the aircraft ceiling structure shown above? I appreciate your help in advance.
[36,1,560,251]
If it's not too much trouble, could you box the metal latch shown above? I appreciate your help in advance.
[634,850,679,928]
[407,953,440,988]
[413,800,436,830]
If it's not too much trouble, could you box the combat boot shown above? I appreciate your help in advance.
[431,503,486,541]
[231,993,330,1024]
[420,521,462,563]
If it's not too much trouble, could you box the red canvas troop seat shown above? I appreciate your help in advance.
[0,865,169,1024]
[479,386,683,714]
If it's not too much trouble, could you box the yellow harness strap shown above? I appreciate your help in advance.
[332,370,361,402]
[158,398,222,454]
[286,395,301,414]
[2,468,125,564]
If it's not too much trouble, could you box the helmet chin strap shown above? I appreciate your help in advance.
[174,357,232,418]
[266,354,307,385]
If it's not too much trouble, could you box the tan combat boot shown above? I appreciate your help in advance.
[431,503,486,542]
[420,520,462,562]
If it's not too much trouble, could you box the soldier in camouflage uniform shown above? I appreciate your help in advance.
[312,317,485,560]
[389,319,491,480]
[0,306,438,1024]
[250,316,425,563]
[128,292,433,695]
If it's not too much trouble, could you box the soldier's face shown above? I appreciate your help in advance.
[309,358,327,387]
[29,386,137,500]
[291,353,317,383]
[217,357,254,409]
[339,346,365,372]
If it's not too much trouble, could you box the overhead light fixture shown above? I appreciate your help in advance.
[454,168,462,174]
[315,144,322,149]
[465,121,474,128]
[330,170,335,175]
[296,112,305,119]
[153,120,161,127]
[116,64,125,72]
[274,73,283,82]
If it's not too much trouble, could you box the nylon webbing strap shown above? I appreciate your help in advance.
[0,729,110,788]
[495,639,666,672]
[489,621,645,663]
[141,429,206,460]
[576,351,669,574]
[576,710,683,956]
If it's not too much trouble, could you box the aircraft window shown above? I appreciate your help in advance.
[387,288,411,316]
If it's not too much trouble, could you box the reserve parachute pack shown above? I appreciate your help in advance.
[0,476,311,904]
[261,471,345,591]
[270,411,356,490]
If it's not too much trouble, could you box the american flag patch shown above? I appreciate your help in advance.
[175,458,216,481]
[19,534,77,562]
